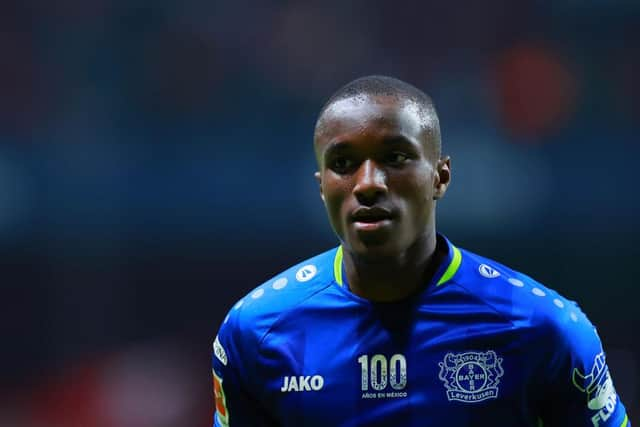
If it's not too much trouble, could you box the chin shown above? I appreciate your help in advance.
[347,238,404,261]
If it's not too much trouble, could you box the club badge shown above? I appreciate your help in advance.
[438,350,504,403]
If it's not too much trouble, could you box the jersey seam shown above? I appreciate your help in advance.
[451,272,561,411]
[251,278,335,404]
[256,279,336,350]
[448,280,517,328]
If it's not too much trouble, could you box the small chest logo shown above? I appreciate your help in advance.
[479,264,500,279]
[438,350,504,403]
[296,265,317,282]
[280,375,324,392]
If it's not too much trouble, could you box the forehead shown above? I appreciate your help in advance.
[315,95,431,148]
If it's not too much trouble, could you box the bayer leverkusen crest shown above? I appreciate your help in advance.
[438,350,504,403]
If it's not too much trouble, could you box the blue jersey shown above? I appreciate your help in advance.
[212,236,630,427]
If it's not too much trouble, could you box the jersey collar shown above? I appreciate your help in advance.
[332,234,462,289]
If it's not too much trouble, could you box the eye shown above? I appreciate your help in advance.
[386,152,411,165]
[329,157,355,174]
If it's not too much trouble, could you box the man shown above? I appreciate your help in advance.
[211,76,631,426]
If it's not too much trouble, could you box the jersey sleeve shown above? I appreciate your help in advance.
[540,301,631,427]
[211,307,276,427]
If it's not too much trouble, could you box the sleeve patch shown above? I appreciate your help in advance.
[213,370,230,427]
[214,335,228,366]
[572,352,619,426]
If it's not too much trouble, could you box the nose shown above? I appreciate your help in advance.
[353,159,388,205]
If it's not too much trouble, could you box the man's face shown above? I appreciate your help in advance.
[314,95,450,259]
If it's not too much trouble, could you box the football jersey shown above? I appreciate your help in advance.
[212,235,631,427]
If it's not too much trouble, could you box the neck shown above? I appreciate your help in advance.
[343,231,442,302]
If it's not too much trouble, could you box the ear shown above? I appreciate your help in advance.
[315,171,325,202]
[433,156,451,200]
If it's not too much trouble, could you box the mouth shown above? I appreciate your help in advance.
[350,207,394,231]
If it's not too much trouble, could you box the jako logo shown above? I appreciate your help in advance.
[280,375,324,392]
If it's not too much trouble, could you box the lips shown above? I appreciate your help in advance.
[350,207,394,232]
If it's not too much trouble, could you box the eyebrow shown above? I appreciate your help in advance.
[380,135,417,147]
[324,134,418,157]
[323,140,350,156]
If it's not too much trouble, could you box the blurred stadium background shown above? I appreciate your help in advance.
[1,0,638,425]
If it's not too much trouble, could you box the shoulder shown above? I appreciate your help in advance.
[450,246,591,338]
[217,246,340,349]
[450,246,614,389]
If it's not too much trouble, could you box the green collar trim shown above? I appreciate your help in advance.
[436,244,461,286]
[334,245,344,286]
[333,243,461,288]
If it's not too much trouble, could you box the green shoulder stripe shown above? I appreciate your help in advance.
[621,414,628,427]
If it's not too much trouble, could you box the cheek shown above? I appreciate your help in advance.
[395,169,432,198]
[322,179,349,219]
[392,170,433,218]
[322,185,350,239]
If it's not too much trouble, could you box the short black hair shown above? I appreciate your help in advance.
[315,75,441,158]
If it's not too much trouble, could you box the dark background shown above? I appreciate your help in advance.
[1,0,638,425]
